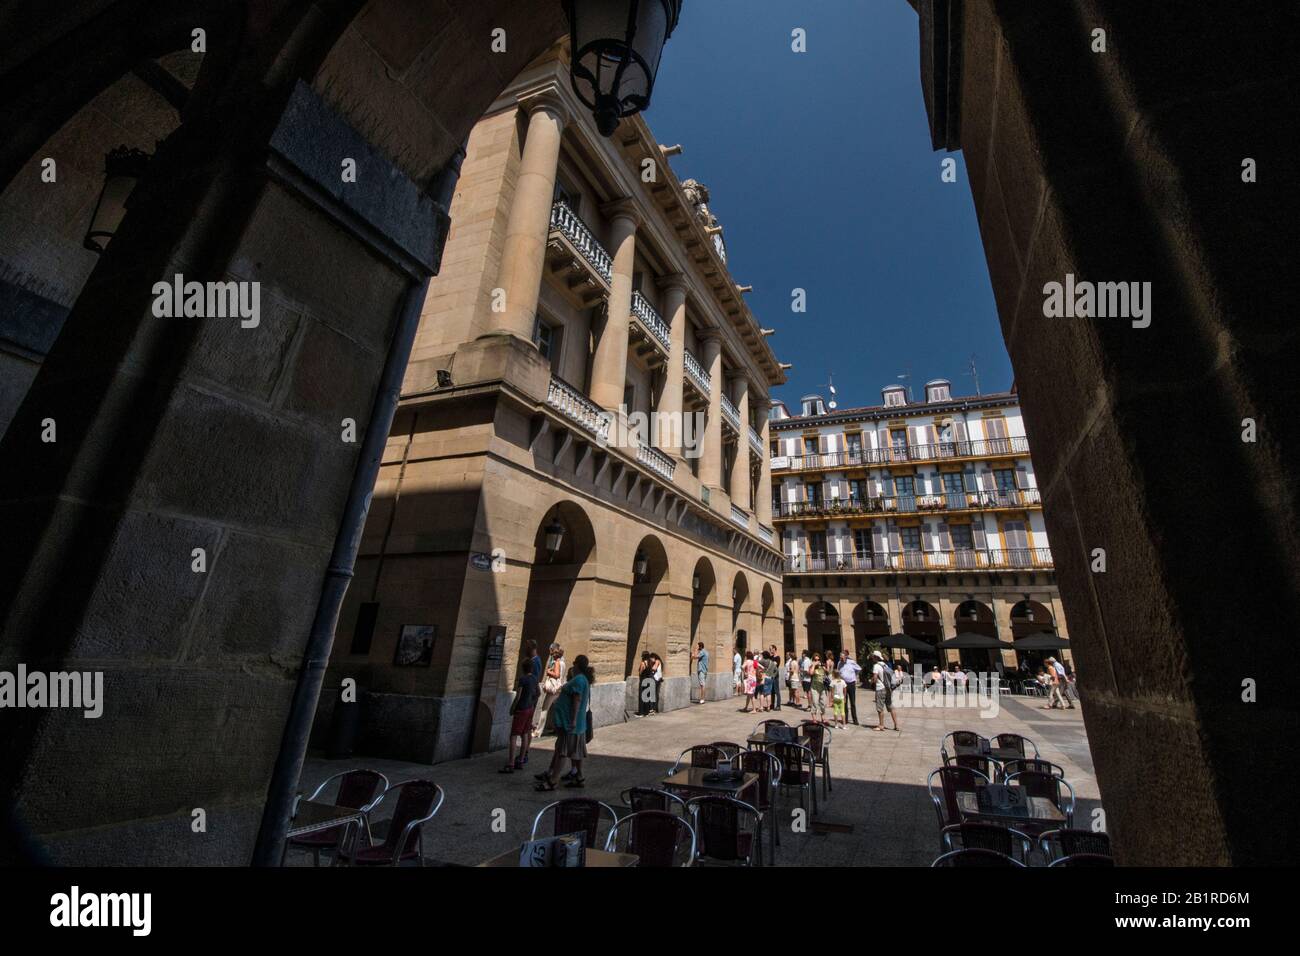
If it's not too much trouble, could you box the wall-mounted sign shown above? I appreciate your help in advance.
[470,549,507,572]
[393,624,435,667]
[771,455,789,470]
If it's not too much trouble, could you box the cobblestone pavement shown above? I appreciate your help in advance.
[298,690,1099,867]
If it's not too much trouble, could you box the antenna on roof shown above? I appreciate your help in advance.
[964,354,981,396]
[821,372,837,410]
[898,367,912,403]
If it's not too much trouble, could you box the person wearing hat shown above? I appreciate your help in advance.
[870,651,900,732]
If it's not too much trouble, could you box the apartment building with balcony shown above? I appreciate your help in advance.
[315,43,786,762]
[769,380,1070,672]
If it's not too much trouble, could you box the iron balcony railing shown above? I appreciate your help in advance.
[748,426,763,458]
[549,201,612,283]
[720,393,741,432]
[784,547,1054,573]
[684,350,711,394]
[636,442,677,482]
[546,375,612,443]
[773,437,1031,472]
[630,290,671,351]
[773,487,1043,519]
[730,503,749,528]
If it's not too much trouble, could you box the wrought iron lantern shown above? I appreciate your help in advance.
[692,573,701,591]
[634,549,648,579]
[564,0,682,136]
[544,519,566,560]
[83,145,151,253]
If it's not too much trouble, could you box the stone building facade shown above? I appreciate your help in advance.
[770,382,1070,673]
[312,46,786,762]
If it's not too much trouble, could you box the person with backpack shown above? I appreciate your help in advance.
[871,650,900,732]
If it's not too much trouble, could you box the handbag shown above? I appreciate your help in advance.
[542,676,562,695]
[584,710,594,743]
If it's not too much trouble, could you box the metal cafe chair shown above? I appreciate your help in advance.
[283,768,389,866]
[620,786,688,818]
[940,730,991,764]
[736,747,783,859]
[991,732,1040,758]
[771,741,818,816]
[605,810,697,867]
[753,718,790,737]
[338,779,443,866]
[707,741,746,760]
[944,752,1003,782]
[1039,827,1112,862]
[941,822,1032,864]
[927,765,992,834]
[686,795,763,867]
[799,720,832,796]
[932,847,1025,867]
[1048,852,1114,867]
[1001,757,1065,781]
[1006,770,1076,829]
[530,797,618,849]
[669,744,725,774]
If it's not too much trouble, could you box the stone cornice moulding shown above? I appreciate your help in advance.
[516,84,575,128]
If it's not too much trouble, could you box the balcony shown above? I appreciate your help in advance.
[546,375,611,443]
[684,350,711,399]
[720,393,741,435]
[629,290,670,370]
[772,487,1043,520]
[772,437,1032,473]
[784,547,1054,573]
[756,524,774,546]
[730,503,750,529]
[748,426,763,459]
[636,442,677,482]
[546,201,612,307]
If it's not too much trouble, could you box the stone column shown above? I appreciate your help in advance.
[489,90,571,342]
[698,330,723,491]
[589,198,639,410]
[656,273,688,456]
[728,375,750,509]
[756,405,773,526]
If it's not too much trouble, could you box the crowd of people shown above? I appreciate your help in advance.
[499,639,1078,783]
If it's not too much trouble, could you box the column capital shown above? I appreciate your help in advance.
[697,326,723,344]
[599,196,642,228]
[517,86,574,127]
[656,271,689,293]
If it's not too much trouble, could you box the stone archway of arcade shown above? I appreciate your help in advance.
[1,0,1292,867]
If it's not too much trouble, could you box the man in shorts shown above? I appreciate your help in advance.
[692,641,709,704]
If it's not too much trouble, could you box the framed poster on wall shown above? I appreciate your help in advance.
[394,624,435,667]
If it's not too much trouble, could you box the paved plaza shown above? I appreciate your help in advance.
[298,690,1099,866]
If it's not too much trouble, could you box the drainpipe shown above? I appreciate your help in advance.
[250,146,464,866]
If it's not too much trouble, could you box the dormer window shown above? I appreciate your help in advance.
[801,395,825,417]
[883,386,906,408]
[925,379,952,403]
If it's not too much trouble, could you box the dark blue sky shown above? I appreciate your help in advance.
[645,0,1011,410]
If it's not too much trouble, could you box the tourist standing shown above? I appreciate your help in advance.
[650,653,664,714]
[786,652,801,708]
[1046,656,1073,709]
[839,649,862,725]
[636,651,654,717]
[871,651,900,732]
[532,643,565,738]
[800,650,813,707]
[741,652,758,712]
[502,648,540,773]
[829,669,847,728]
[535,656,594,791]
[692,641,709,704]
[767,650,782,711]
[808,653,828,724]
[733,645,744,696]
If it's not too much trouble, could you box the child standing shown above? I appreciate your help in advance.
[830,671,848,728]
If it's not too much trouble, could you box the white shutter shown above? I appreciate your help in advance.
[972,519,988,549]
